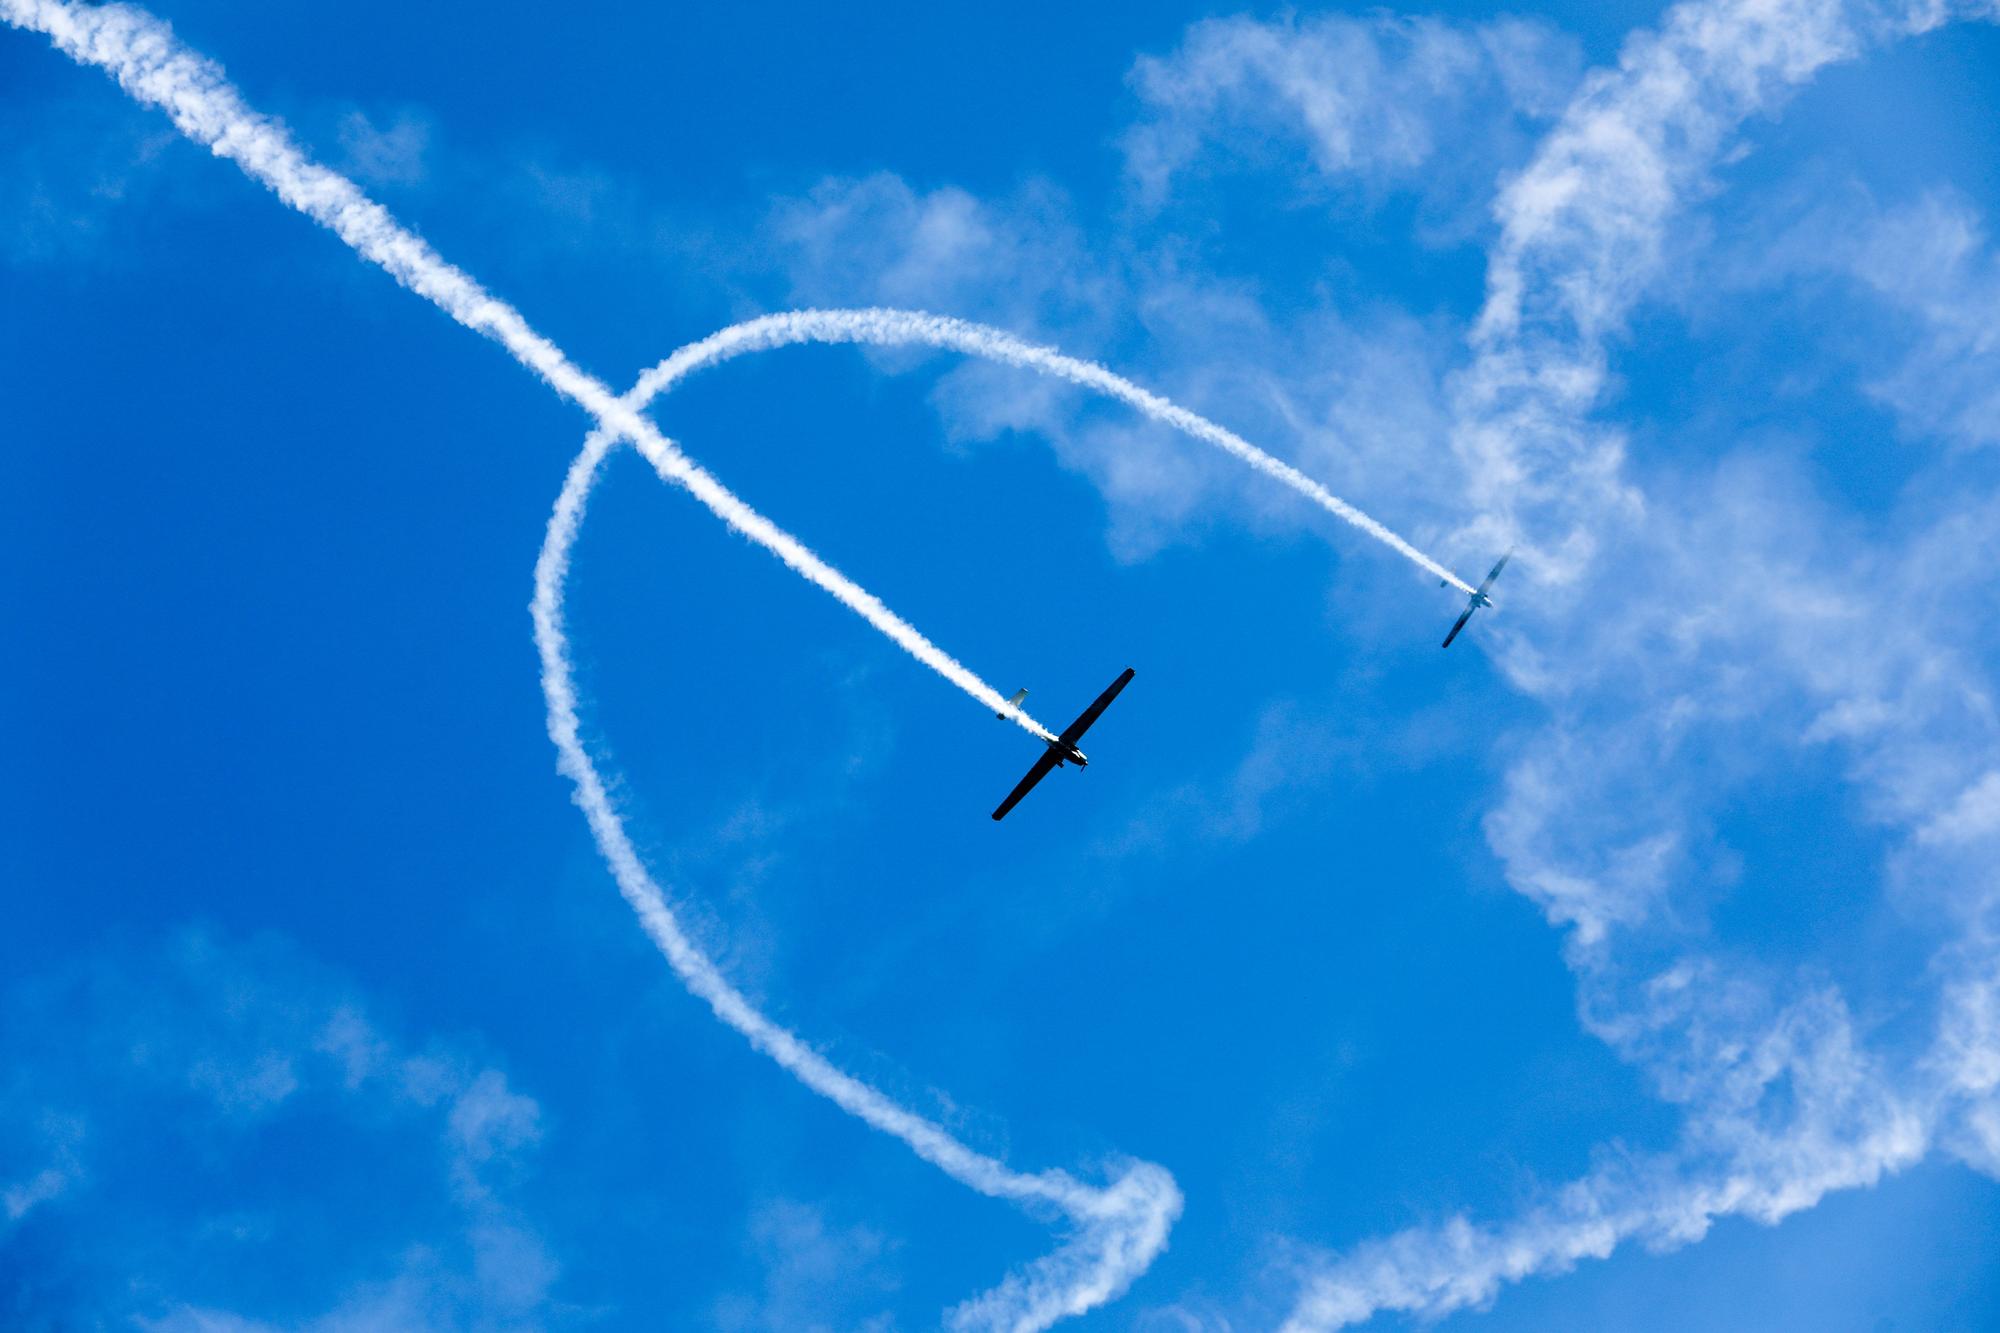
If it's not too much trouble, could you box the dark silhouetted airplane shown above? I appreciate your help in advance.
[991,668,1135,821]
[1442,552,1512,648]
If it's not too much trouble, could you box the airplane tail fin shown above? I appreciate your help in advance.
[996,687,1028,720]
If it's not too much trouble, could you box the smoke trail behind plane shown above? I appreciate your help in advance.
[0,0,1056,745]
[535,429,1183,1329]
[632,309,1479,595]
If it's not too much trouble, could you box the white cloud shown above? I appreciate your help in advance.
[1,1109,84,1225]
[1918,770,2000,845]
[1809,190,2000,447]
[141,1311,276,1333]
[760,175,1473,564]
[1667,177,2000,451]
[712,1198,901,1333]
[1132,1303,1237,1333]
[314,1004,392,1089]
[1122,13,1582,213]
[447,1067,543,1165]
[1,928,561,1328]
[334,106,431,188]
[766,172,1112,335]
[3,1165,71,1222]
[0,86,182,265]
[1276,0,2000,1325]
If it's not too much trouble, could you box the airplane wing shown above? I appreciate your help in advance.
[1476,551,1512,598]
[992,748,1064,821]
[1058,668,1136,746]
[1441,605,1476,648]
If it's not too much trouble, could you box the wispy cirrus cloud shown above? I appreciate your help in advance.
[0,928,559,1329]
[0,83,183,265]
[1276,0,2000,1326]
[1122,12,1583,221]
[333,105,432,189]
[1756,186,2000,449]
[747,0,2000,1325]
[759,171,1479,566]
[711,1198,902,1333]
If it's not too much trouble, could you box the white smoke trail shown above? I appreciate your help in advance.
[4,1,1493,1323]
[541,299,1477,1313]
[0,0,1056,744]
[536,428,1181,1330]
[629,308,1479,595]
[0,1,1186,1323]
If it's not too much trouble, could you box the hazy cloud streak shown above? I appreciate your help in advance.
[1285,0,2000,1326]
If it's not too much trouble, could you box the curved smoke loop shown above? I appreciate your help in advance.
[0,2,1473,1326]
[535,376,1188,1331]
[535,301,1472,1319]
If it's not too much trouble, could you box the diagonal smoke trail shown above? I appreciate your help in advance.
[0,1,1184,1323]
[631,309,1478,594]
[0,0,1057,744]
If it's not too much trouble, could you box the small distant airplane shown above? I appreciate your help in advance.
[991,668,1136,821]
[1441,552,1512,648]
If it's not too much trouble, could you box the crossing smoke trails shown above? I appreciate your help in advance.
[0,0,1607,1323]
[0,1,1186,1323]
[2,1,1471,1324]
[538,302,1475,1315]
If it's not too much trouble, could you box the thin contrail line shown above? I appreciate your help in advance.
[631,308,1478,594]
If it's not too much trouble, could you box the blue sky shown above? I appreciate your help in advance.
[9,0,2000,1328]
